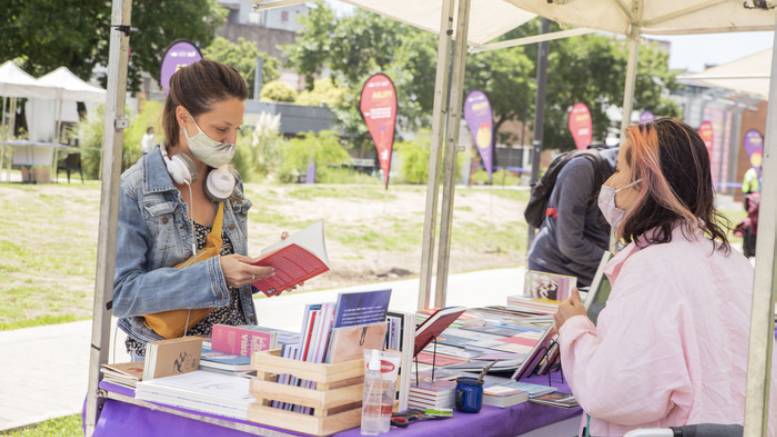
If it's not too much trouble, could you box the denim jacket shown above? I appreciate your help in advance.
[113,146,257,345]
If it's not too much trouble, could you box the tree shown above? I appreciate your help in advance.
[297,79,347,107]
[0,0,226,90]
[202,37,279,97]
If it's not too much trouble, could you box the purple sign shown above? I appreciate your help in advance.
[306,162,316,184]
[744,129,764,168]
[639,111,655,124]
[160,40,203,94]
[463,90,494,176]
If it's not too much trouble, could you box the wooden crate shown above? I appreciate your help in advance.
[248,349,365,436]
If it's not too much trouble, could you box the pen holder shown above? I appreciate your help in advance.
[454,377,483,414]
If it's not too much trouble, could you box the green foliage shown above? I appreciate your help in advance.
[397,138,429,185]
[2,414,82,436]
[507,19,680,150]
[203,36,279,97]
[261,80,298,103]
[124,100,163,169]
[296,79,347,107]
[284,1,336,88]
[77,106,104,180]
[0,0,226,90]
[232,113,283,182]
[470,169,520,186]
[278,131,351,183]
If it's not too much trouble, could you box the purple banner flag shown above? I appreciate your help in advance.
[463,90,494,177]
[160,40,203,94]
[744,129,764,168]
[639,111,655,124]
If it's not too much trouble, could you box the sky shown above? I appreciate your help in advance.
[324,1,773,73]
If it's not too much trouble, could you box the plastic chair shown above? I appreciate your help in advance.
[624,424,743,437]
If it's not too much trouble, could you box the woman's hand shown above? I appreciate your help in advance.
[220,254,275,289]
[553,289,587,333]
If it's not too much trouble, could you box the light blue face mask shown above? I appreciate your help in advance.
[597,179,641,227]
[182,116,236,168]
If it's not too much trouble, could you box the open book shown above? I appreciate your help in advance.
[251,221,330,297]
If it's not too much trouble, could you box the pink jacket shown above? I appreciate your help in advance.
[559,227,777,436]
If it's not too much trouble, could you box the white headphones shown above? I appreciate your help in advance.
[159,143,236,202]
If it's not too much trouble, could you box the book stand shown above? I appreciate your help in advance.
[412,335,440,386]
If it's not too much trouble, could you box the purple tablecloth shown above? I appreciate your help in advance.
[89,372,580,437]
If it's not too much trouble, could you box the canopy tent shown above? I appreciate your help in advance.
[679,48,771,99]
[85,0,777,435]
[0,61,58,100]
[340,0,535,46]
[37,66,106,103]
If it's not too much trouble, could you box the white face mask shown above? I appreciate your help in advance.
[182,116,236,168]
[598,179,641,228]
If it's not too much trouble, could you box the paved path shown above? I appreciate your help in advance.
[0,268,525,431]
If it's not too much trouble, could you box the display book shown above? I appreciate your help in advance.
[506,270,577,315]
[265,288,392,414]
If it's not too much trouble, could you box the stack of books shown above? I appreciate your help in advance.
[408,380,456,410]
[530,392,579,409]
[505,295,560,315]
[483,385,529,408]
[135,370,253,419]
[100,362,144,389]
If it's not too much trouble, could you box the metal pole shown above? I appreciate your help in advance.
[433,0,471,308]
[417,0,455,310]
[527,18,550,246]
[743,18,777,437]
[620,32,640,137]
[254,57,264,100]
[84,0,132,434]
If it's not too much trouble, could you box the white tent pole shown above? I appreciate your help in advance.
[84,0,132,434]
[434,0,471,308]
[743,17,777,437]
[417,0,455,310]
[471,28,595,53]
[620,32,640,137]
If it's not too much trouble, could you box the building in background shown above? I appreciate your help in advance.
[676,48,769,200]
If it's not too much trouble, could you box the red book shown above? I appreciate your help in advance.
[211,324,277,357]
[414,306,466,356]
[251,222,330,297]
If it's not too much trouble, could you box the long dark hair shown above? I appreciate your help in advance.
[162,59,247,148]
[619,118,730,252]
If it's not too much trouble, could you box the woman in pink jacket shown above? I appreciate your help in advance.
[554,118,777,436]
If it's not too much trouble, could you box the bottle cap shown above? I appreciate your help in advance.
[368,349,381,371]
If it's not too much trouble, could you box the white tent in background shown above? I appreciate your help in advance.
[0,61,57,100]
[37,66,106,103]
[679,48,771,99]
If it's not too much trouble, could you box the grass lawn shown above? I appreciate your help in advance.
[0,415,81,437]
[0,182,529,331]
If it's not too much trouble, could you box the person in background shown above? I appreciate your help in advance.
[527,146,618,288]
[141,126,156,155]
[553,118,776,436]
[737,165,761,257]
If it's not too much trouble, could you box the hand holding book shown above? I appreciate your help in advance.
[220,254,276,288]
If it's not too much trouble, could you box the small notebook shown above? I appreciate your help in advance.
[143,336,203,381]
[327,322,388,363]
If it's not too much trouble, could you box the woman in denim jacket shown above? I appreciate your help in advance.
[112,60,275,360]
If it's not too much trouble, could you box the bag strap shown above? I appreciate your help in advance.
[205,202,225,249]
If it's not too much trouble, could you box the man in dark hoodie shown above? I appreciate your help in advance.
[527,147,618,288]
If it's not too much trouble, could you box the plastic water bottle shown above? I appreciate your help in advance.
[360,350,383,435]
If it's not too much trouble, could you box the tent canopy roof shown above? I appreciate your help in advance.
[679,48,771,99]
[340,0,536,45]
[0,61,58,100]
[37,66,106,103]
[502,0,775,36]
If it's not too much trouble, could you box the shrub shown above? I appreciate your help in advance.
[260,80,297,103]
[278,130,350,183]
[77,105,104,179]
[123,100,163,169]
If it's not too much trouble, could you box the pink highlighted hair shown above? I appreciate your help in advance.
[618,118,730,252]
